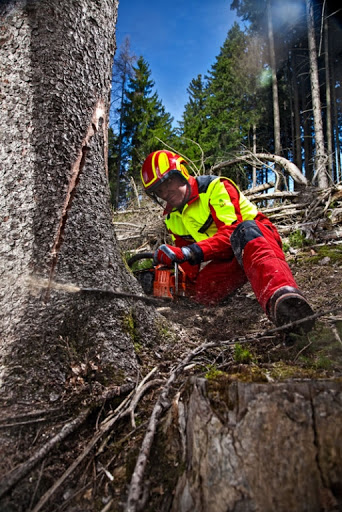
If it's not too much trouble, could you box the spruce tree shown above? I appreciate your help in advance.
[122,57,175,191]
[110,37,136,208]
[179,74,208,170]
[202,23,263,173]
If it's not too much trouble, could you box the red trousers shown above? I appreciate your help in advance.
[184,217,298,311]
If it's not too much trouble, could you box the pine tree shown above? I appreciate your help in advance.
[109,37,136,208]
[179,74,208,170]
[122,57,175,195]
[202,23,265,176]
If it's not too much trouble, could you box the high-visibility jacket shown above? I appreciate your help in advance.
[164,175,258,262]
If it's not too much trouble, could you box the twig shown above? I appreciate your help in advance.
[96,372,162,454]
[30,369,159,512]
[127,379,164,429]
[126,340,230,511]
[100,499,114,512]
[0,407,62,425]
[329,323,342,346]
[294,340,313,362]
[30,399,131,512]
[0,417,51,429]
[259,306,342,336]
[0,408,90,499]
[28,460,46,511]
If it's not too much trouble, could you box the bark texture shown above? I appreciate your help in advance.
[165,378,342,512]
[0,0,155,402]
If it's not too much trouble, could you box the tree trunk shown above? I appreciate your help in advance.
[306,0,329,188]
[160,377,342,512]
[323,13,334,182]
[291,52,303,184]
[252,123,257,188]
[301,71,313,183]
[267,0,281,157]
[331,63,341,183]
[0,0,156,404]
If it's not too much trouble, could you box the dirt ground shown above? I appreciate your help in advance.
[1,244,341,512]
[137,245,342,378]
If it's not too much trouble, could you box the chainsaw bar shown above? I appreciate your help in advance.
[78,287,170,303]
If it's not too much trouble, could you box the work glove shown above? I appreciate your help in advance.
[153,244,203,267]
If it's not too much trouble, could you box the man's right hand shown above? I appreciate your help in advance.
[153,244,204,266]
[153,245,187,266]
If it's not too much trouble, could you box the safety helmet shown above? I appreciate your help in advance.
[141,150,190,195]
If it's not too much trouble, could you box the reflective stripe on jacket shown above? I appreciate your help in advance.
[164,175,258,262]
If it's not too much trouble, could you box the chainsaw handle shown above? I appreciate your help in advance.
[127,252,154,268]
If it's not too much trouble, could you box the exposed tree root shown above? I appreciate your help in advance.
[27,368,162,512]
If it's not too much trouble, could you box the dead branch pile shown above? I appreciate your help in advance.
[113,185,342,252]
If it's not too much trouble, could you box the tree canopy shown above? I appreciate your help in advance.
[109,0,342,205]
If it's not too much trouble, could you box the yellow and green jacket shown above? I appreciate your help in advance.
[164,175,259,262]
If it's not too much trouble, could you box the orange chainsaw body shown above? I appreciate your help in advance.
[153,265,187,299]
[129,253,188,300]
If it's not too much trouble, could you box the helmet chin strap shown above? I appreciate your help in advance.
[147,192,166,209]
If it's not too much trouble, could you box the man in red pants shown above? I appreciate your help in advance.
[140,149,315,333]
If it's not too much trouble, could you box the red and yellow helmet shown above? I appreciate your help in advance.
[141,150,190,194]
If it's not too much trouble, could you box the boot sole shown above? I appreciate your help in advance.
[274,294,315,334]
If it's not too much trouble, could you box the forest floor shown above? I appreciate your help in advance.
[138,244,342,380]
[104,244,342,512]
[1,238,342,512]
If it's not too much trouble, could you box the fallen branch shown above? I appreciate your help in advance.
[210,152,308,186]
[243,182,275,195]
[249,191,301,202]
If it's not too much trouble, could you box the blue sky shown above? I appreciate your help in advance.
[114,0,240,126]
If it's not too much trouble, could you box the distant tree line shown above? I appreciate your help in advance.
[109,0,342,208]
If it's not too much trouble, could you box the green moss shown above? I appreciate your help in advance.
[205,365,225,380]
[288,229,314,249]
[133,341,143,353]
[305,245,342,265]
[122,310,138,341]
[282,241,290,253]
[155,318,177,344]
[233,343,254,364]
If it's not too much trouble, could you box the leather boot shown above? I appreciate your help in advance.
[267,286,315,333]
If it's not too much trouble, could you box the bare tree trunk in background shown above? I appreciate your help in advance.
[0,0,156,404]
[306,0,329,188]
[267,0,281,159]
[301,71,313,182]
[267,0,284,190]
[323,12,333,181]
[291,52,303,188]
[113,38,135,209]
[252,123,257,188]
[331,64,341,182]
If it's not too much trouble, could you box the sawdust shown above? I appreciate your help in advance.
[25,275,81,295]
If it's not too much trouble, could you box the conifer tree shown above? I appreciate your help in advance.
[109,37,135,208]
[202,23,264,175]
[179,74,208,170]
[122,57,175,191]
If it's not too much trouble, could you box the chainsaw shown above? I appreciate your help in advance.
[127,252,188,299]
